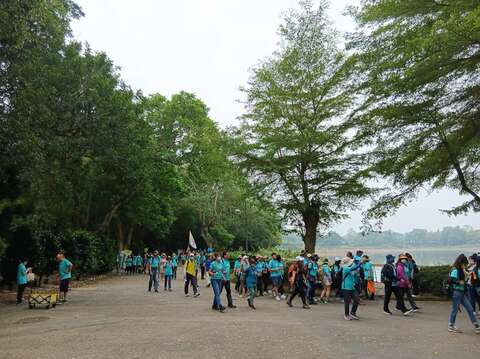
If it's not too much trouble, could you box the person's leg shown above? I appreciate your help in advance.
[308,278,315,303]
[299,285,308,305]
[460,292,479,325]
[449,291,462,326]
[149,272,153,291]
[405,287,418,309]
[288,286,299,304]
[351,290,360,316]
[344,290,352,317]
[192,275,198,295]
[184,273,190,295]
[211,279,220,309]
[325,285,331,302]
[154,268,160,291]
[257,276,263,295]
[201,265,205,280]
[173,267,177,280]
[225,281,234,307]
[164,275,168,290]
[249,286,256,307]
[396,287,409,313]
[384,284,393,312]
[17,284,27,304]
[468,285,477,313]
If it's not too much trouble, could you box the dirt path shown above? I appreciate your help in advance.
[0,275,478,359]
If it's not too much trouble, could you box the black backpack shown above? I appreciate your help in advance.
[381,264,394,284]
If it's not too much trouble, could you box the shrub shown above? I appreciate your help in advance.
[416,265,451,297]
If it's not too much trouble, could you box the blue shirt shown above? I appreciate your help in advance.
[256,261,265,272]
[210,260,224,280]
[59,259,73,280]
[17,263,28,285]
[269,259,281,277]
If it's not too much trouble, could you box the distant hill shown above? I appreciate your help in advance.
[281,226,480,249]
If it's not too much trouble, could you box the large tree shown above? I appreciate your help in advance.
[236,1,370,252]
[349,0,480,223]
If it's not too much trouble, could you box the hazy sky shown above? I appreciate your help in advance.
[71,0,479,234]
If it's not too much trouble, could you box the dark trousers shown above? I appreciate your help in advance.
[173,266,177,280]
[201,265,205,280]
[184,273,198,295]
[164,275,172,290]
[344,289,359,316]
[405,286,418,309]
[288,284,307,305]
[394,287,409,313]
[384,284,402,312]
[257,276,264,295]
[17,283,27,304]
[221,280,233,306]
[235,273,242,292]
[308,277,316,302]
[262,273,269,293]
[468,285,480,311]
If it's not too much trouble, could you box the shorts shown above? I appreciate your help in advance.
[271,276,282,287]
[60,279,70,292]
[322,278,332,286]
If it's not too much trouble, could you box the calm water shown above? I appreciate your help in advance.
[317,247,479,266]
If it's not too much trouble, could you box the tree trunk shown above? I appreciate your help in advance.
[302,207,319,253]
[200,222,211,247]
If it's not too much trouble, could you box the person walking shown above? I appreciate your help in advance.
[245,256,259,309]
[209,253,225,313]
[255,256,265,296]
[286,258,310,309]
[341,256,363,320]
[268,253,282,301]
[467,254,480,315]
[307,255,319,305]
[381,255,396,315]
[164,256,173,291]
[172,253,178,280]
[320,258,332,303]
[394,254,415,316]
[16,258,30,304]
[403,253,420,311]
[234,255,242,293]
[221,251,236,308]
[362,255,375,300]
[148,250,161,292]
[56,253,73,303]
[184,253,200,297]
[447,254,480,334]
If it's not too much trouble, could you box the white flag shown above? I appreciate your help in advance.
[188,231,197,250]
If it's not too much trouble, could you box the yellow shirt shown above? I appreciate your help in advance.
[185,259,196,276]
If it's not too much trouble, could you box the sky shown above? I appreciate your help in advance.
[71,0,479,235]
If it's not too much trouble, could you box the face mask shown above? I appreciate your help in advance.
[401,259,407,264]
[216,257,221,262]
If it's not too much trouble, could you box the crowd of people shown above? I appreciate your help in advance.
[15,248,480,334]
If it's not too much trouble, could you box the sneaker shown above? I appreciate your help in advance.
[349,313,359,320]
[403,309,414,316]
[219,307,225,313]
[448,326,462,333]
[475,326,480,334]
[344,315,352,321]
[185,294,190,297]
[303,304,310,309]
[286,301,293,308]
[168,289,172,292]
[281,294,287,300]
[228,305,237,309]
[412,307,420,312]
[154,289,159,293]
[276,296,281,301]
[193,293,200,298]
[383,310,393,315]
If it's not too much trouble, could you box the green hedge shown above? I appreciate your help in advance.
[416,265,451,297]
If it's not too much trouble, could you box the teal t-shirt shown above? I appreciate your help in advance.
[362,262,373,280]
[256,261,265,272]
[172,257,178,267]
[450,268,465,292]
[222,259,231,280]
[234,260,241,271]
[342,263,361,291]
[149,256,160,268]
[269,259,281,277]
[308,262,318,277]
[164,262,173,276]
[59,259,73,280]
[210,260,224,280]
[126,257,133,266]
[135,256,142,266]
[17,263,28,285]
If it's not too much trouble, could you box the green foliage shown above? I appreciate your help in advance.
[235,1,371,252]
[416,265,451,297]
[349,0,480,225]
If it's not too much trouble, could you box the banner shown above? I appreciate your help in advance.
[188,230,197,250]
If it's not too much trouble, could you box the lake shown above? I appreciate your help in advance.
[316,246,479,266]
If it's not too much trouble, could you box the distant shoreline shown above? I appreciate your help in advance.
[316,246,479,254]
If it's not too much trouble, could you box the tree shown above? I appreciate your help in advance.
[349,0,480,224]
[235,1,370,252]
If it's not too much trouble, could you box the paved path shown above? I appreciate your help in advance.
[0,275,479,359]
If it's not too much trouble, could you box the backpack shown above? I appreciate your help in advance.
[443,270,457,298]
[381,264,391,284]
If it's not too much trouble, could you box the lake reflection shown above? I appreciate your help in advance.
[317,247,479,266]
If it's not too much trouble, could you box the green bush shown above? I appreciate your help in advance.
[416,265,450,297]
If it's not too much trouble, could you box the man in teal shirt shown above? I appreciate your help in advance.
[209,253,225,312]
[56,253,73,303]
[17,258,30,304]
[221,251,236,308]
[269,253,282,300]
[148,250,160,292]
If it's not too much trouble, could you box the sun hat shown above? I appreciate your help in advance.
[295,256,304,261]
[398,254,408,260]
[334,257,341,261]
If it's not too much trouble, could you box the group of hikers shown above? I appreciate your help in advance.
[15,248,480,334]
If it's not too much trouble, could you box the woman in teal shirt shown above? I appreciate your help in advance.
[208,253,225,313]
[17,258,30,304]
[448,254,480,333]
[342,256,364,320]
[164,257,174,291]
